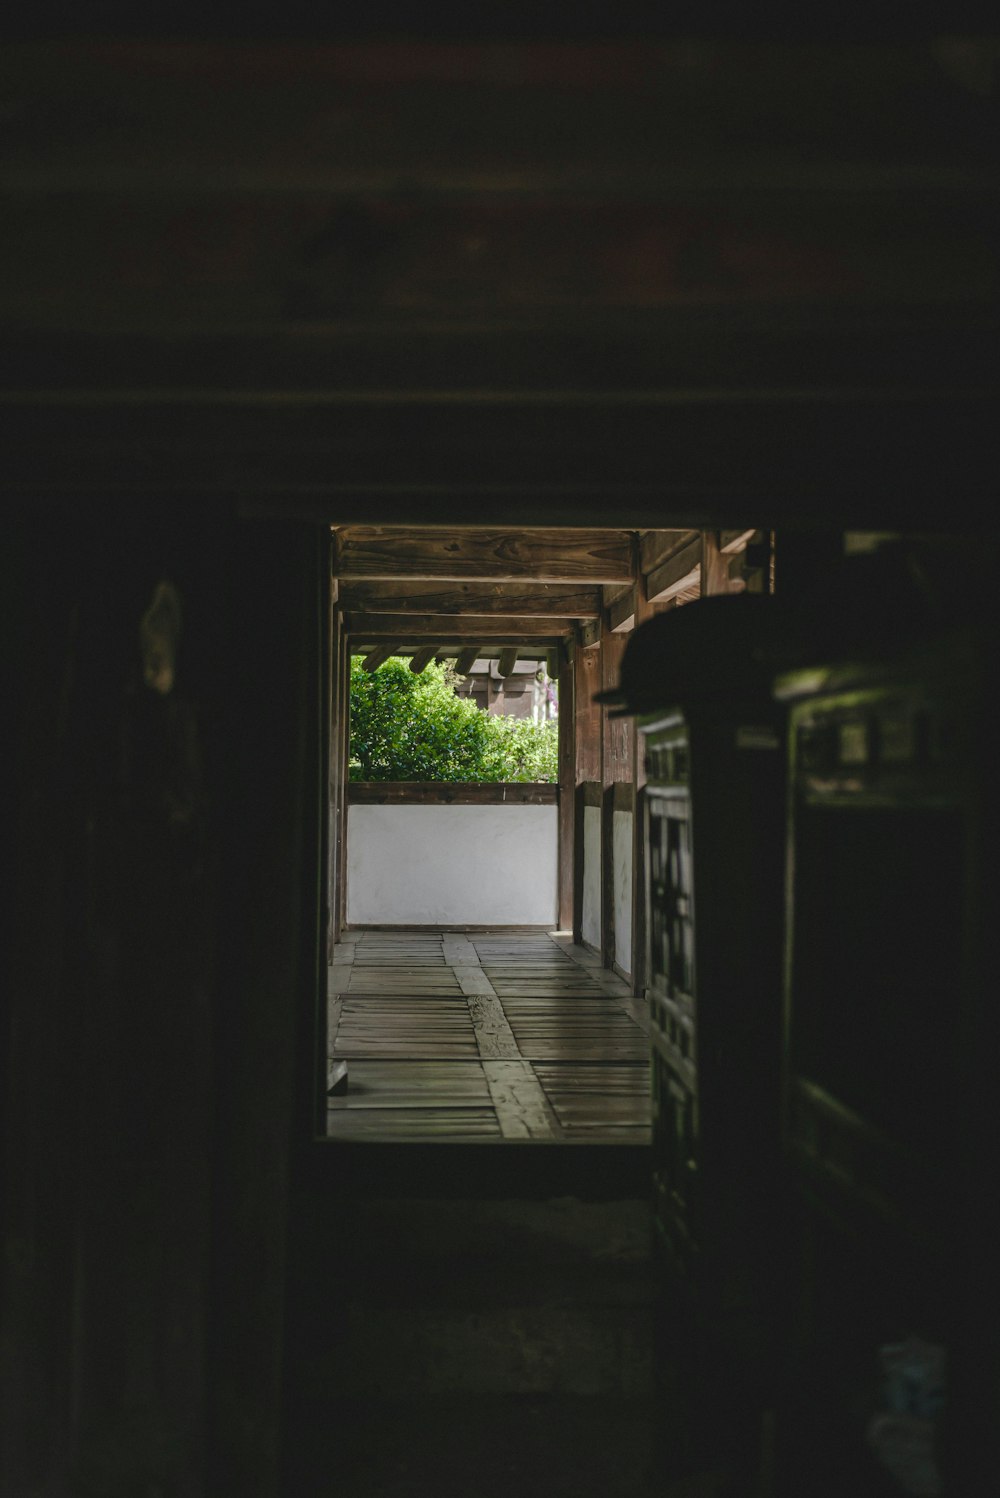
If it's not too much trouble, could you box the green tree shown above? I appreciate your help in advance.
[349,656,558,782]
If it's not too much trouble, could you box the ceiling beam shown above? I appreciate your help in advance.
[497,648,519,679]
[608,586,637,633]
[640,528,699,574]
[646,534,703,602]
[333,528,634,583]
[346,612,572,643]
[336,580,602,616]
[454,647,480,675]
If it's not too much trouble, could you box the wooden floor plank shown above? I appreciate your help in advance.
[326,1060,491,1109]
[325,932,650,1140]
[482,1059,562,1141]
[326,1108,502,1140]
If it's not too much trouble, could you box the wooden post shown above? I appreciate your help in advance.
[701,530,731,597]
[630,563,654,998]
[557,645,575,933]
[327,600,343,959]
[573,630,601,948]
[337,628,351,935]
[601,614,630,972]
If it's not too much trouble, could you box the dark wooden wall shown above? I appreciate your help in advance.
[2,508,324,1498]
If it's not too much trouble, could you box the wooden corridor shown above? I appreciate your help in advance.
[327,931,650,1144]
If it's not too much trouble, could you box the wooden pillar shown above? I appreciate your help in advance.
[701,530,731,597]
[573,627,601,948]
[327,587,342,960]
[337,627,350,936]
[630,565,655,997]
[601,614,630,972]
[557,644,575,933]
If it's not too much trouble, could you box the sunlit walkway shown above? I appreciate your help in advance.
[326,930,650,1144]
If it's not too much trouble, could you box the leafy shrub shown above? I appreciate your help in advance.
[349,656,558,782]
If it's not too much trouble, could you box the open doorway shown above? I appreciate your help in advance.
[344,649,560,927]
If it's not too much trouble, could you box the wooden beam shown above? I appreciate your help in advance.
[609,585,637,634]
[333,528,634,584]
[455,647,479,675]
[639,529,697,575]
[578,618,601,650]
[546,647,560,682]
[336,581,602,617]
[720,528,758,554]
[348,782,557,806]
[701,531,733,596]
[646,533,702,603]
[497,648,518,679]
[347,615,571,644]
[407,644,439,674]
[360,645,393,672]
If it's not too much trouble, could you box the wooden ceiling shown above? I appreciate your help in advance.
[2,29,998,532]
[331,524,738,666]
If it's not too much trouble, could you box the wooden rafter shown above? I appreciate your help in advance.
[497,648,519,679]
[407,645,439,674]
[454,647,480,674]
[360,645,393,673]
[332,527,634,583]
[608,586,637,633]
[645,534,702,603]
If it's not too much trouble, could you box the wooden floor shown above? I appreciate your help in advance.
[327,931,650,1144]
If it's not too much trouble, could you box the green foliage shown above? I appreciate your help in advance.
[349,656,558,783]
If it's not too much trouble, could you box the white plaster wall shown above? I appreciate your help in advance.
[347,804,557,926]
[582,804,602,950]
[613,809,633,976]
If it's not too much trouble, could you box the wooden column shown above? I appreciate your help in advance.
[630,565,655,997]
[557,644,575,933]
[337,627,351,935]
[573,628,602,947]
[327,590,343,960]
[601,613,631,972]
[701,529,731,597]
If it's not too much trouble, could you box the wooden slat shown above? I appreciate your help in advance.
[325,1060,492,1109]
[334,527,634,584]
[338,581,602,617]
[326,1109,501,1140]
[455,646,479,674]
